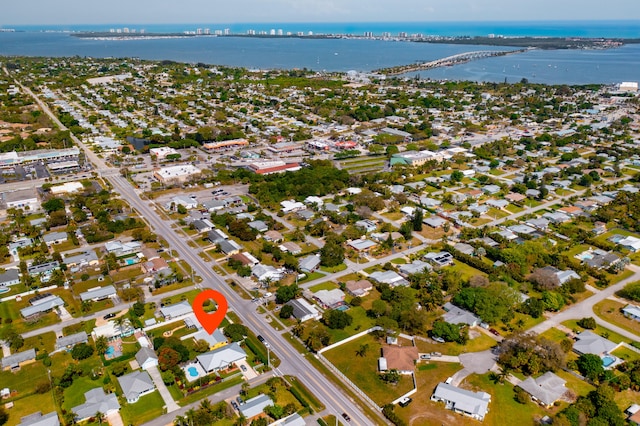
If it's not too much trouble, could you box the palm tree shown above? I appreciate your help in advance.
[94,411,104,425]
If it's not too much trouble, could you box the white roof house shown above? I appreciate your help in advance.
[17,411,60,426]
[280,200,305,213]
[286,298,321,322]
[159,301,193,319]
[135,347,159,371]
[79,285,116,302]
[239,394,274,420]
[72,388,120,421]
[517,372,567,407]
[117,371,155,403]
[196,342,247,373]
[443,302,481,327]
[622,305,640,321]
[618,236,640,252]
[573,330,619,356]
[313,289,345,309]
[431,382,491,421]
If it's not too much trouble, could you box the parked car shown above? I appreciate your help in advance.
[236,397,244,405]
[240,365,247,372]
[431,336,445,343]
[103,313,115,320]
[489,328,501,336]
[398,397,412,407]
[231,401,239,410]
[419,354,431,360]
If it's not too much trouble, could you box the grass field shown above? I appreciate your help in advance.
[120,391,166,425]
[323,333,414,406]
[309,281,339,293]
[324,306,376,343]
[4,392,56,426]
[593,299,640,339]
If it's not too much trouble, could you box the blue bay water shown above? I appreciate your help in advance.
[0,21,639,85]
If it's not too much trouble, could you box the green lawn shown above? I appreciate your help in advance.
[611,346,640,362]
[323,333,414,406]
[593,299,640,339]
[450,260,486,281]
[465,373,547,426]
[320,264,347,273]
[325,306,376,343]
[62,375,105,411]
[562,320,633,344]
[309,281,339,292]
[23,331,57,353]
[120,391,166,425]
[4,392,56,426]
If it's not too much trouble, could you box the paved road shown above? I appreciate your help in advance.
[529,264,640,340]
[14,73,381,424]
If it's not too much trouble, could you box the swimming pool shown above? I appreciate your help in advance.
[0,287,9,294]
[125,258,137,265]
[602,355,616,368]
[188,366,198,377]
[105,346,115,356]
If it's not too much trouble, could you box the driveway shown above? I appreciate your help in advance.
[451,350,497,386]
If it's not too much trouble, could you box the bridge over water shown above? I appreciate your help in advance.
[378,48,529,76]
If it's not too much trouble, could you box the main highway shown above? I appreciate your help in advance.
[9,70,380,425]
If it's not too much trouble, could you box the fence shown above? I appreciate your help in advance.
[315,352,382,412]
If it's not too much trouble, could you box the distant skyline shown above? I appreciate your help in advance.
[3,0,640,26]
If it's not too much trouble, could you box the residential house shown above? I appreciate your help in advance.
[617,236,640,252]
[517,372,567,408]
[135,347,159,370]
[71,388,120,422]
[17,411,60,426]
[55,332,88,351]
[424,251,454,268]
[453,243,475,256]
[525,218,550,231]
[63,251,99,269]
[160,301,193,320]
[381,345,419,375]
[239,394,274,421]
[593,221,607,235]
[557,206,583,217]
[482,185,501,195]
[398,260,432,276]
[20,295,64,318]
[248,220,268,233]
[1,348,36,371]
[168,195,198,210]
[505,193,526,203]
[118,371,155,403]
[534,266,580,287]
[196,342,247,373]
[345,280,373,297]
[443,302,481,327]
[369,270,408,287]
[573,330,619,356]
[104,240,142,257]
[543,211,570,224]
[189,329,227,351]
[42,231,68,247]
[279,242,302,255]
[623,305,640,322]
[286,299,321,322]
[192,219,214,233]
[297,210,314,221]
[347,239,377,252]
[263,230,284,243]
[218,239,242,255]
[79,285,116,302]
[431,382,491,421]
[280,200,305,213]
[423,216,447,228]
[486,199,509,209]
[207,228,229,244]
[142,257,170,274]
[27,261,59,277]
[298,255,321,273]
[355,219,377,233]
[252,264,283,282]
[0,269,20,287]
[313,289,346,309]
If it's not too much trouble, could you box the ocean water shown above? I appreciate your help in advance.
[1,21,639,85]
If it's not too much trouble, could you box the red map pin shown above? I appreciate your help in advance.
[192,289,228,335]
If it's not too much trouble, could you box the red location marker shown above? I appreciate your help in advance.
[192,289,228,335]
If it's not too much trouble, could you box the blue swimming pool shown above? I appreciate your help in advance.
[602,355,616,367]
[125,258,137,265]
[105,346,115,356]
[188,367,198,377]
[0,287,9,294]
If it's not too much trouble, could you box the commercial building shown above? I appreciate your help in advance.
[2,188,40,211]
[248,161,301,175]
[154,164,201,183]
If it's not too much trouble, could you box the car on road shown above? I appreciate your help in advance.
[103,313,116,320]
[257,335,265,342]
[240,365,247,372]
[398,397,412,407]
[341,413,351,422]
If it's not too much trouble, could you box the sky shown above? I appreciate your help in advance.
[3,0,640,26]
